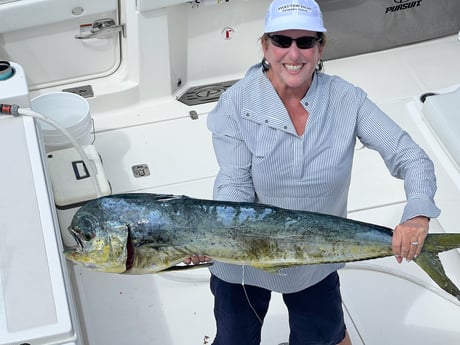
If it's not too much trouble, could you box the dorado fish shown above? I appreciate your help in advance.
[65,193,460,301]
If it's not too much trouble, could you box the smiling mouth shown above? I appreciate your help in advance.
[284,64,303,71]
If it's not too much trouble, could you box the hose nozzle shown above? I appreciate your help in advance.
[0,104,20,116]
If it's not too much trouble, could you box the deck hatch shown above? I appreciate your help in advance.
[177,80,238,106]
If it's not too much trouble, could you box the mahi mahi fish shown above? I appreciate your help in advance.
[65,193,460,301]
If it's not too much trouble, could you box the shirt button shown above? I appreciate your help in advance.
[265,119,269,123]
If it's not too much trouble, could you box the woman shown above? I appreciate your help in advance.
[187,0,441,344]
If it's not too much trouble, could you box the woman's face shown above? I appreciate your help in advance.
[263,29,324,95]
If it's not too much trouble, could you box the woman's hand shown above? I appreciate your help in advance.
[392,216,430,263]
[183,255,212,265]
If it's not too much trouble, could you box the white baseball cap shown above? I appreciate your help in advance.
[264,0,327,33]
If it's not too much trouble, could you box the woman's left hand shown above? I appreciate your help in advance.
[392,216,430,263]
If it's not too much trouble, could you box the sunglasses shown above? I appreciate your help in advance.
[267,34,322,49]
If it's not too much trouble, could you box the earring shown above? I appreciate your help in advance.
[316,59,324,72]
[262,58,270,71]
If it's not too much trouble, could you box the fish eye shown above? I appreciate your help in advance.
[83,233,93,241]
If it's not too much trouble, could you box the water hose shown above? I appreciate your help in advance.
[0,103,103,197]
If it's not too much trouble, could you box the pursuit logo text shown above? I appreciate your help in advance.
[385,0,422,13]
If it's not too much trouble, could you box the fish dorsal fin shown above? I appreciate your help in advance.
[112,193,184,202]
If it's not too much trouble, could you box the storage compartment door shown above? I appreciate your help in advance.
[0,0,121,90]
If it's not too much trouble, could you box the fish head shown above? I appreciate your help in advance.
[65,208,130,273]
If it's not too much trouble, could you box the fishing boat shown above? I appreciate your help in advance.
[1,1,459,344]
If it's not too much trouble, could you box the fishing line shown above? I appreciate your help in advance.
[242,265,264,324]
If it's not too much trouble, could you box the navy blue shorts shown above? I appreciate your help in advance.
[210,272,346,345]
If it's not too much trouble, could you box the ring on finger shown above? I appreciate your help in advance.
[410,241,419,246]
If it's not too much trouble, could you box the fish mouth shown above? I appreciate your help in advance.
[68,226,84,249]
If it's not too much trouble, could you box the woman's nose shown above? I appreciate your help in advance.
[286,44,302,58]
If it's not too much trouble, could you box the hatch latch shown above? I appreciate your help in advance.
[75,18,124,40]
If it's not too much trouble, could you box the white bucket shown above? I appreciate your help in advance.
[31,92,93,152]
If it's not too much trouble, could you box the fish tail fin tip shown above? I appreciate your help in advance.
[414,251,460,301]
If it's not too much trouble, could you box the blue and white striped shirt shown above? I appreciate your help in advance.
[206,63,440,293]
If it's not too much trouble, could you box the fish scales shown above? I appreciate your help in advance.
[66,193,460,301]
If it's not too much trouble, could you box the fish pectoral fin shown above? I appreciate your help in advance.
[252,264,295,275]
[160,262,214,272]
[414,251,460,301]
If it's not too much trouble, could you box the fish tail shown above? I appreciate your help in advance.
[423,233,460,252]
[414,233,460,301]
